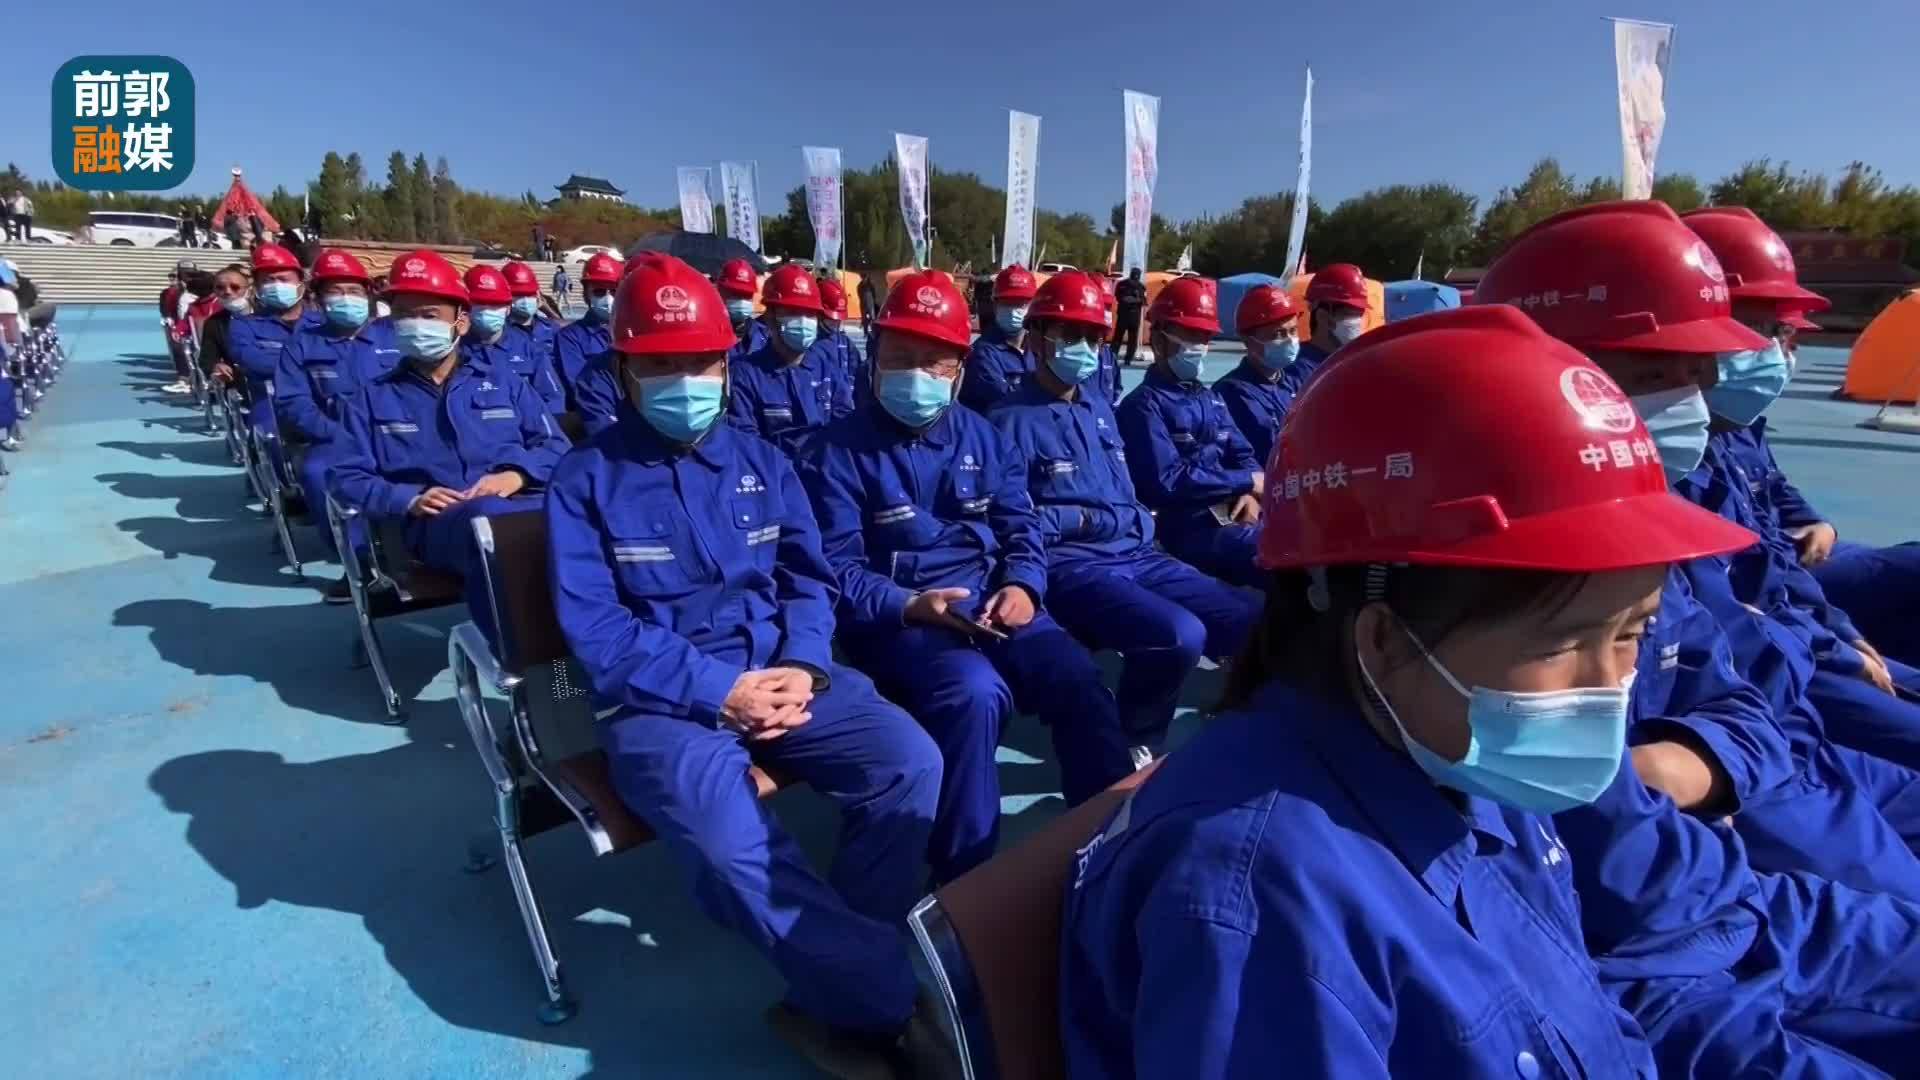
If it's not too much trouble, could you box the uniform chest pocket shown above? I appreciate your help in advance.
[308,364,339,382]
[471,391,517,423]
[1034,456,1083,498]
[729,495,782,556]
[947,473,991,517]
[371,413,425,460]
[603,502,695,593]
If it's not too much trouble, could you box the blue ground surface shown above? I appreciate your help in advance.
[1,305,1914,1077]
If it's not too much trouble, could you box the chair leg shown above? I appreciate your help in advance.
[501,825,577,1024]
[345,591,404,721]
[269,485,304,579]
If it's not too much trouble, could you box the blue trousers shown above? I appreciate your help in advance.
[403,495,535,650]
[0,373,15,429]
[1157,518,1265,590]
[1048,551,1258,750]
[851,611,1133,884]
[1610,871,1920,1078]
[599,663,941,1035]
[1806,658,1920,775]
[295,443,340,557]
[1736,741,1920,903]
[1814,540,1920,670]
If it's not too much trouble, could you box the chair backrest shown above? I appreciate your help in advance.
[472,508,599,763]
[911,762,1162,1080]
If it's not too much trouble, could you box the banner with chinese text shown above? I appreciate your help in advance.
[1003,111,1040,270]
[802,146,843,270]
[1121,90,1159,277]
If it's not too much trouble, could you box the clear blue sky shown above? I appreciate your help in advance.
[8,1,1919,221]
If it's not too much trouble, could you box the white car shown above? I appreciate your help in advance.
[23,227,77,245]
[557,244,620,265]
[84,210,185,246]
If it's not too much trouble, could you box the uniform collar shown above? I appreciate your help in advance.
[863,399,956,447]
[615,402,735,469]
[1262,679,1515,908]
[1144,364,1202,393]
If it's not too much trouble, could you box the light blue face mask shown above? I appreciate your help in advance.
[258,281,302,311]
[510,296,539,321]
[322,295,369,330]
[631,372,724,443]
[1359,625,1630,814]
[1048,339,1101,385]
[1255,333,1300,372]
[472,306,508,338]
[778,314,819,352]
[877,368,955,428]
[1705,341,1791,427]
[394,317,457,363]
[995,303,1029,335]
[725,298,756,325]
[1630,385,1713,482]
[1166,339,1209,382]
[587,293,614,320]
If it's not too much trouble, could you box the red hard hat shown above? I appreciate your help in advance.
[818,278,848,320]
[994,265,1039,302]
[1029,271,1111,330]
[623,251,670,279]
[1681,206,1831,316]
[501,261,540,297]
[874,270,971,349]
[581,252,622,286]
[463,265,512,306]
[251,243,301,275]
[1305,263,1368,309]
[761,264,825,315]
[384,250,470,306]
[1256,305,1756,572]
[1477,201,1769,356]
[716,259,759,299]
[310,248,371,286]
[611,256,737,356]
[1236,284,1303,336]
[1146,276,1221,336]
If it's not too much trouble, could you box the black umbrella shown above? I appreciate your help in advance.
[626,231,770,277]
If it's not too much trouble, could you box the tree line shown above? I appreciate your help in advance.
[6,155,1919,279]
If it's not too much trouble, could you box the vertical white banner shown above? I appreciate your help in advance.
[1282,67,1313,287]
[720,161,761,252]
[1122,90,1160,277]
[1613,18,1674,200]
[676,166,714,234]
[1004,110,1041,269]
[802,146,844,270]
[894,133,931,269]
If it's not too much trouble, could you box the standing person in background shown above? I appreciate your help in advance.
[1,191,16,241]
[223,213,245,251]
[10,191,33,242]
[1112,267,1147,364]
[177,210,198,248]
[857,274,878,341]
[551,264,572,316]
[970,273,994,330]
[370,275,392,320]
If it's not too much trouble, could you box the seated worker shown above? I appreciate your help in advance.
[272,249,393,594]
[817,277,869,400]
[226,244,323,444]
[1685,207,1920,674]
[196,264,253,385]
[990,271,1257,756]
[1479,201,1920,897]
[462,265,566,414]
[500,260,566,415]
[729,264,854,458]
[1213,284,1304,465]
[960,264,1040,413]
[550,252,620,403]
[716,257,769,360]
[330,251,569,648]
[1115,277,1268,589]
[1063,306,1761,1079]
[799,270,1133,884]
[544,256,944,1076]
[1284,262,1369,397]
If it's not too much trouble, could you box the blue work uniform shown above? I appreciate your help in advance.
[1278,340,1331,400]
[825,326,869,402]
[959,325,1036,414]
[570,352,622,439]
[728,318,769,363]
[1687,432,1920,774]
[1636,566,1920,900]
[228,308,324,442]
[545,408,940,1037]
[1212,359,1294,467]
[330,353,570,647]
[483,322,567,415]
[799,403,1133,882]
[1733,416,1920,671]
[273,318,398,555]
[1094,342,1122,403]
[989,380,1256,749]
[1062,678,1659,1080]
[728,337,854,460]
[550,314,611,405]
[1115,365,1265,588]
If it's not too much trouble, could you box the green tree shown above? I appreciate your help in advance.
[1650,173,1706,212]
[382,151,415,242]
[1581,176,1624,203]
[410,154,435,241]
[1312,184,1478,280]
[432,156,460,243]
[1707,160,1830,229]
[1466,158,1582,264]
[309,151,353,237]
[1190,193,1322,278]
[265,185,302,234]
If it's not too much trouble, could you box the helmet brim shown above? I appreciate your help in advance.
[1596,316,1771,356]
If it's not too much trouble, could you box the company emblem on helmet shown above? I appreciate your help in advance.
[1080,286,1099,308]
[1685,241,1726,284]
[917,285,943,307]
[404,258,426,274]
[1559,367,1637,434]
[1763,237,1794,273]
[656,285,690,312]
[1196,291,1214,313]
[793,278,811,295]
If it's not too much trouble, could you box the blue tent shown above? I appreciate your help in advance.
[1214,272,1284,339]
[1384,280,1461,323]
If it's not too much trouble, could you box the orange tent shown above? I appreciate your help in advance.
[1842,289,1920,404]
